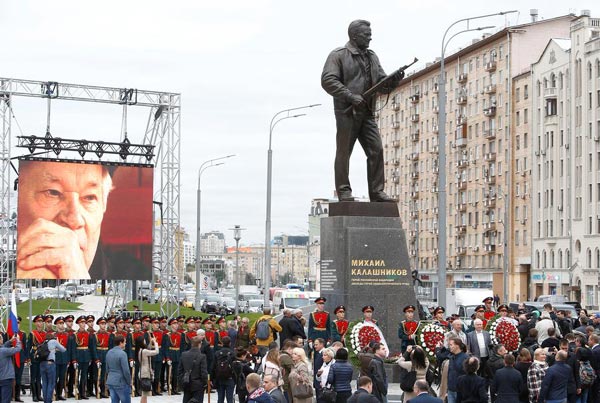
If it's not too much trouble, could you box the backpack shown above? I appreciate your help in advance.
[579,360,597,387]
[255,319,271,340]
[34,340,50,362]
[214,350,234,380]
[231,360,247,393]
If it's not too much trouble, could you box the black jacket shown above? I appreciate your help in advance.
[491,366,523,403]
[279,316,300,345]
[178,347,208,392]
[347,388,380,403]
[455,373,488,403]
[367,356,387,402]
[327,359,354,393]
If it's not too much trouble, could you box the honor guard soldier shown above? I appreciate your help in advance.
[433,307,449,329]
[159,316,169,392]
[398,305,419,353]
[361,305,377,324]
[85,316,97,397]
[217,317,229,343]
[183,317,197,351]
[74,315,94,399]
[54,316,73,400]
[111,317,134,369]
[468,305,488,331]
[64,315,77,398]
[142,315,152,332]
[483,297,496,321]
[131,318,145,396]
[44,315,55,334]
[146,317,168,395]
[11,316,27,402]
[308,297,331,345]
[27,314,46,402]
[166,318,182,395]
[331,306,349,344]
[177,316,186,333]
[203,318,220,348]
[93,317,110,398]
[106,316,116,333]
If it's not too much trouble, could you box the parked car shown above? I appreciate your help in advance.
[242,299,264,313]
[201,294,220,314]
[218,297,236,316]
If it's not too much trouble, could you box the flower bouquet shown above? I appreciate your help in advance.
[415,323,446,363]
[487,316,521,353]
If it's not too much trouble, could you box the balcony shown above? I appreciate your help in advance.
[410,171,419,180]
[430,145,439,154]
[456,159,469,168]
[455,257,462,268]
[392,140,401,147]
[430,186,439,193]
[408,152,419,161]
[433,105,439,113]
[391,102,400,111]
[485,60,497,72]
[432,124,439,134]
[410,93,420,103]
[456,180,467,190]
[544,87,557,98]
[411,114,420,123]
[484,84,497,94]
[457,73,468,83]
[483,129,496,139]
[483,106,496,117]
[411,131,420,142]
[433,207,439,214]
[456,115,467,125]
[410,191,419,199]
[484,174,496,184]
[455,246,467,255]
[484,152,496,162]
[455,224,467,235]
[392,158,400,165]
[483,221,496,231]
[483,198,496,208]
[456,94,468,105]
[457,202,467,212]
[484,244,496,253]
[391,121,400,129]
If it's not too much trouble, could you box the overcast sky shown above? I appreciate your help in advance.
[1,1,596,245]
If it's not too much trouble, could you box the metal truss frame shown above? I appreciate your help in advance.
[0,78,181,321]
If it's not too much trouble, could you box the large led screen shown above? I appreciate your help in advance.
[16,160,153,280]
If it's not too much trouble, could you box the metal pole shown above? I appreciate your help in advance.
[232,225,243,315]
[195,155,234,310]
[437,10,517,308]
[264,104,320,309]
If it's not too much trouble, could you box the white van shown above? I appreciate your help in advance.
[272,290,310,313]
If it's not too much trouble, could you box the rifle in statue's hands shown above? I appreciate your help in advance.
[343,57,419,114]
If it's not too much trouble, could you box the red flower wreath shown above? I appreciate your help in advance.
[489,318,521,353]
[358,325,381,348]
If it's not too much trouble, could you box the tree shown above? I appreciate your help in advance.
[245,272,256,285]
[214,270,226,286]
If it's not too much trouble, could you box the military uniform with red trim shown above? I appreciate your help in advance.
[74,316,95,399]
[27,315,46,401]
[93,318,111,398]
[331,305,349,344]
[308,297,331,342]
[398,305,419,353]
[166,319,182,394]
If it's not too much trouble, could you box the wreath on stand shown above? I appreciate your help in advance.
[486,315,521,353]
[414,323,446,365]
[345,320,388,367]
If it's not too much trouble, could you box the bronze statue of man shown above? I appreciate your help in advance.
[321,20,403,202]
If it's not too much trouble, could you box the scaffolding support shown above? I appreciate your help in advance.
[0,78,181,320]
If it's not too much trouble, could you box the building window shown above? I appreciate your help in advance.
[524,84,528,99]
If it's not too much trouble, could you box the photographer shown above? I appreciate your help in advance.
[231,349,255,403]
[0,334,21,403]
[135,333,158,403]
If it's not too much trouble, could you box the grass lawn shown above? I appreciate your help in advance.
[17,298,83,332]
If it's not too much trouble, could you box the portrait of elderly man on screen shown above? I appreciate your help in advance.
[16,161,150,280]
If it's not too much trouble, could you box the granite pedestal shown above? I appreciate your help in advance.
[320,202,418,353]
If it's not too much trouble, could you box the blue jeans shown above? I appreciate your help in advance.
[447,390,457,403]
[0,378,13,403]
[108,384,132,403]
[217,379,235,403]
[40,361,57,403]
[575,389,588,403]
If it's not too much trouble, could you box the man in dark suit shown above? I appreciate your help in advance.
[406,380,442,403]
[278,310,297,346]
[313,338,325,392]
[178,335,208,403]
[348,376,381,403]
[491,354,523,403]
[263,374,285,403]
[588,334,600,403]
[466,318,491,375]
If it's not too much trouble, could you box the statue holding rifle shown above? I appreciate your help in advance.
[321,19,417,202]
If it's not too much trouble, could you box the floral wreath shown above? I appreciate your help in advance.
[345,320,388,367]
[415,322,445,364]
[486,315,521,353]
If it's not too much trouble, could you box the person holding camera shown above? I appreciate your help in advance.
[135,333,159,403]
[0,334,21,403]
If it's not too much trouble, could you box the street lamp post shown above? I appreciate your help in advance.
[264,104,320,309]
[232,225,244,315]
[437,10,517,308]
[195,155,235,310]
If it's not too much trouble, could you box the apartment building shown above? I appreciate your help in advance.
[531,13,600,309]
[378,15,574,305]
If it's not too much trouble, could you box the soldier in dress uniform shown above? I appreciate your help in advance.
[74,315,94,400]
[146,317,168,396]
[44,315,55,334]
[467,305,488,332]
[27,314,46,402]
[159,316,169,393]
[141,315,152,333]
[166,318,182,395]
[93,317,110,398]
[131,317,145,396]
[203,318,220,349]
[182,317,197,352]
[308,297,332,346]
[398,305,419,353]
[11,316,27,402]
[217,317,229,344]
[64,315,77,398]
[433,306,450,329]
[53,316,72,401]
[361,305,377,324]
[177,316,186,334]
[331,305,349,344]
[84,315,97,397]
[482,297,496,322]
[106,316,116,334]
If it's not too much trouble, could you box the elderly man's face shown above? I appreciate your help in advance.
[17,162,109,279]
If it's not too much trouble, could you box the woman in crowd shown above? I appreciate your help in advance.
[263,348,283,384]
[134,334,159,403]
[289,347,314,403]
[326,348,353,403]
[396,345,429,401]
[316,348,336,403]
[514,348,532,403]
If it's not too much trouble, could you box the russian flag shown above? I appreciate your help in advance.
[7,289,20,367]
